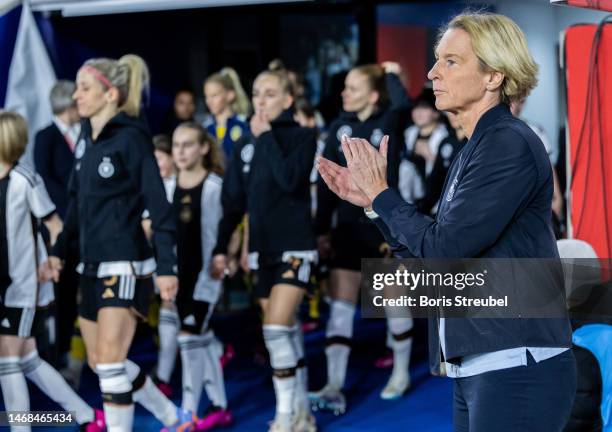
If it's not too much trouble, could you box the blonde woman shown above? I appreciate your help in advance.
[203,67,251,159]
[212,69,317,432]
[319,12,575,432]
[50,55,183,431]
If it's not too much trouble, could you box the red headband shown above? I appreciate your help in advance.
[81,65,113,90]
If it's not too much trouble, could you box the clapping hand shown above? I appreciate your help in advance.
[317,134,390,208]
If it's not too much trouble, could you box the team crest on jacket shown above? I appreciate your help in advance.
[370,128,384,147]
[98,157,115,178]
[440,143,453,159]
[241,143,254,163]
[75,139,86,159]
[336,125,352,142]
[241,143,254,173]
[230,125,243,142]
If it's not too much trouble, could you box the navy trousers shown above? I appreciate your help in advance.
[453,349,577,432]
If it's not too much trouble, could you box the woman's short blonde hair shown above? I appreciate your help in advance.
[0,111,28,165]
[442,11,538,105]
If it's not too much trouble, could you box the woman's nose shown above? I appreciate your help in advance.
[427,62,440,81]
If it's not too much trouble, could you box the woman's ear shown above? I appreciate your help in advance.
[201,142,210,156]
[486,71,505,92]
[282,94,294,110]
[227,89,236,103]
[368,90,380,107]
[105,87,120,105]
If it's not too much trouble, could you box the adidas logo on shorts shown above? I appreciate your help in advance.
[183,315,196,326]
[102,288,115,299]
[1,318,10,328]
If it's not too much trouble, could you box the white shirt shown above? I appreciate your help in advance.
[163,175,177,203]
[440,317,568,378]
[52,116,81,151]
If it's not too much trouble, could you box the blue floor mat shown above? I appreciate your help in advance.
[1,312,453,431]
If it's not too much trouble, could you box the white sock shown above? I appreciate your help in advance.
[272,376,295,428]
[0,357,31,432]
[388,318,414,382]
[124,359,178,427]
[101,403,133,432]
[325,300,355,390]
[391,339,412,382]
[178,334,206,413]
[290,322,310,413]
[263,324,297,428]
[157,308,179,383]
[325,345,350,390]
[96,362,133,432]
[20,350,94,424]
[201,332,227,409]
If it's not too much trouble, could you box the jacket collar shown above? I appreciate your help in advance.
[338,101,390,123]
[468,103,511,144]
[270,109,297,127]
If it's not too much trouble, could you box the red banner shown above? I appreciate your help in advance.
[565,23,612,258]
[553,0,612,12]
[377,25,427,99]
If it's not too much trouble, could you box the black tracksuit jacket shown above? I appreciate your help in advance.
[53,112,176,276]
[214,110,316,256]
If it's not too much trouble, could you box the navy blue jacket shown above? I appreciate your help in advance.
[53,112,176,276]
[204,113,249,160]
[371,104,572,373]
[34,124,74,218]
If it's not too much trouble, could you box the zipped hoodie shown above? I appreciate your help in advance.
[214,110,316,256]
[54,112,176,276]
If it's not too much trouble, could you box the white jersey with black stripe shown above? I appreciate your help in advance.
[193,173,223,304]
[1,164,55,308]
